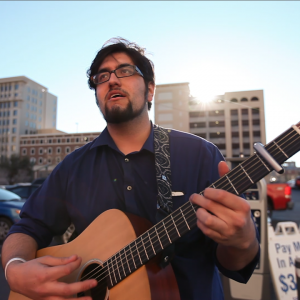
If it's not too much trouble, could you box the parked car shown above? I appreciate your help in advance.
[0,188,24,241]
[287,179,296,189]
[267,182,293,216]
[296,176,300,189]
[32,177,47,185]
[6,183,41,201]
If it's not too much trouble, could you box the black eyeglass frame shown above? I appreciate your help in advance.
[91,65,144,85]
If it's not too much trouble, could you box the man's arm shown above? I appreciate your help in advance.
[2,233,97,300]
[190,161,259,272]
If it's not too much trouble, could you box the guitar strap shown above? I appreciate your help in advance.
[153,124,175,268]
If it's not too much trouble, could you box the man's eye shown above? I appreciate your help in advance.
[120,68,131,75]
[99,73,109,81]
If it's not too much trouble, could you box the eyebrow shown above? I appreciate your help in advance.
[97,63,132,74]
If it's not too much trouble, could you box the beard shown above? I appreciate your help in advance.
[101,98,147,124]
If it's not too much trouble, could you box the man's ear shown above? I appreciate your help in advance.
[147,82,155,103]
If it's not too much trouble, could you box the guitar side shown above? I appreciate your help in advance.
[9,209,179,300]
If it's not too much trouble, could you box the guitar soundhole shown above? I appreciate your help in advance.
[77,262,109,300]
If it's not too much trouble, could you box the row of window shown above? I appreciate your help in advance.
[190,119,261,128]
[21,136,91,145]
[0,93,18,99]
[189,108,260,118]
[0,84,19,92]
[195,131,261,139]
[0,128,17,134]
[0,101,18,109]
[0,110,18,117]
[30,156,61,165]
[22,147,74,155]
[0,119,17,125]
[0,136,16,143]
[230,97,259,102]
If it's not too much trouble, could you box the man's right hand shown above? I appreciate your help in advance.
[6,255,97,300]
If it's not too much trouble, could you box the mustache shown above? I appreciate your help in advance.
[105,88,129,101]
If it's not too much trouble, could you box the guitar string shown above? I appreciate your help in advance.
[80,128,300,284]
[80,128,300,285]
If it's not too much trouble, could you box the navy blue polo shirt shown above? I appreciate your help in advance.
[9,124,259,300]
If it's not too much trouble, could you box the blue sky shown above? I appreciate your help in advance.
[1,1,300,166]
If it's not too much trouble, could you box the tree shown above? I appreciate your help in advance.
[0,155,33,184]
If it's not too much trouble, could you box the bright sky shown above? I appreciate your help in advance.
[1,1,300,167]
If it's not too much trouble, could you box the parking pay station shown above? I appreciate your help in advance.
[222,159,271,300]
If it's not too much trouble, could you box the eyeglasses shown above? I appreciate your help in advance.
[91,65,144,85]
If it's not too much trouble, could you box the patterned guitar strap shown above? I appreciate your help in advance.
[153,124,175,268]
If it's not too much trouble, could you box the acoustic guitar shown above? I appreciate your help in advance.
[9,122,300,300]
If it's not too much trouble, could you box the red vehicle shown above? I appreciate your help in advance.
[296,176,300,189]
[267,182,294,215]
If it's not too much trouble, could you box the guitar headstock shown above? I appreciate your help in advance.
[296,121,300,128]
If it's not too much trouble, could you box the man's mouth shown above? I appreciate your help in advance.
[107,90,127,101]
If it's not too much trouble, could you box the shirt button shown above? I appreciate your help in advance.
[127,186,132,191]
[125,158,129,162]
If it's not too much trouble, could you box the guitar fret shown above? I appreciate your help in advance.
[148,231,156,255]
[162,221,172,243]
[211,184,216,188]
[226,175,238,195]
[129,243,137,269]
[240,164,254,184]
[255,153,270,171]
[155,226,164,249]
[123,246,131,273]
[171,214,180,237]
[273,141,288,158]
[115,254,122,281]
[180,208,190,230]
[141,236,149,260]
[135,240,143,265]
[119,251,126,279]
[110,257,117,285]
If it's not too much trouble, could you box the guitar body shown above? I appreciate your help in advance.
[9,209,180,300]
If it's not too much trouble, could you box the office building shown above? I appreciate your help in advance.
[0,76,57,159]
[155,83,266,162]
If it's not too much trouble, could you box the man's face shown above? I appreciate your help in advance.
[95,52,153,124]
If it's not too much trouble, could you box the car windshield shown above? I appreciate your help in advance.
[0,188,21,201]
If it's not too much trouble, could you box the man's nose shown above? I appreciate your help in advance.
[108,72,121,86]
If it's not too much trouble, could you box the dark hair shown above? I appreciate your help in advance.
[87,37,155,110]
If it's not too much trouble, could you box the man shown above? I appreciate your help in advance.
[2,38,259,300]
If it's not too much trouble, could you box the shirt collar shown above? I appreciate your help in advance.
[90,122,154,154]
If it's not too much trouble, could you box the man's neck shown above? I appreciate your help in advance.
[107,117,152,155]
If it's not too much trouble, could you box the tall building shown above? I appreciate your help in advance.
[155,83,266,163]
[0,76,57,159]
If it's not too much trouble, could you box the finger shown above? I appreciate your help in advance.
[218,161,230,177]
[203,188,249,212]
[48,279,98,297]
[43,258,83,280]
[39,255,80,267]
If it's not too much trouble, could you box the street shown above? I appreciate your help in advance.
[0,188,299,300]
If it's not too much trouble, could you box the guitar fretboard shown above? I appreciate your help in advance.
[102,123,300,288]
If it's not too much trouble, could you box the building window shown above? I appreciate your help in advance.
[31,148,35,155]
[208,110,224,116]
[195,133,206,139]
[15,84,19,90]
[39,157,43,165]
[243,143,250,149]
[251,97,259,101]
[12,128,16,133]
[66,138,70,143]
[232,132,239,137]
[40,140,43,144]
[13,110,17,116]
[32,140,35,144]
[232,143,239,149]
[57,138,61,143]
[189,111,206,118]
[190,122,206,128]
[14,101,18,107]
[241,109,248,115]
[48,158,52,164]
[253,131,261,137]
[210,132,225,138]
[230,98,238,102]
[231,120,238,126]
[209,121,225,127]
[243,132,249,137]
[252,108,259,115]
[48,139,52,143]
[252,119,260,125]
[84,137,89,142]
[13,119,17,125]
[39,148,43,154]
[56,147,61,154]
[76,138,79,142]
[48,147,52,154]
[56,157,61,163]
[30,157,36,165]
[242,120,249,126]
[66,147,70,154]
[22,149,27,155]
[240,98,248,102]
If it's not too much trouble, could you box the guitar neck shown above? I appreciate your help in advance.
[104,122,300,288]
